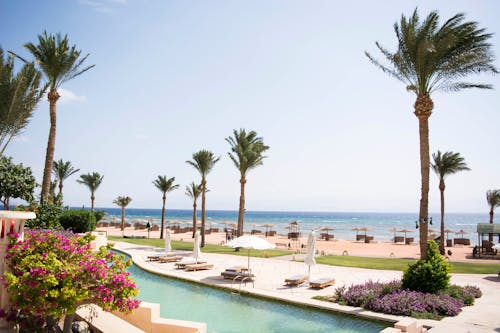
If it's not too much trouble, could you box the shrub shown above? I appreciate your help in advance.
[402,240,450,293]
[443,285,482,306]
[15,202,64,229]
[59,209,96,233]
[0,230,139,333]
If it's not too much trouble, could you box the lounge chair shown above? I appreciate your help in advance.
[158,256,182,263]
[221,270,255,280]
[284,275,307,287]
[309,277,335,289]
[175,259,206,269]
[147,252,177,261]
[184,263,214,271]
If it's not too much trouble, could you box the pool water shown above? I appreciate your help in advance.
[126,263,387,333]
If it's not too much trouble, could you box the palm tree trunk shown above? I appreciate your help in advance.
[201,179,206,247]
[237,177,246,237]
[489,208,494,242]
[3,198,9,210]
[91,194,95,212]
[439,180,445,255]
[192,201,197,238]
[40,89,60,202]
[160,194,166,239]
[415,94,433,260]
[59,182,63,204]
[121,206,125,231]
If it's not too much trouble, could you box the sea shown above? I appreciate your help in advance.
[98,208,488,245]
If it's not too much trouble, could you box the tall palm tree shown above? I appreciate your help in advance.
[226,129,269,236]
[366,9,497,259]
[113,196,132,232]
[185,182,203,238]
[186,150,220,246]
[153,175,179,239]
[20,31,94,201]
[52,159,80,203]
[431,151,470,254]
[486,189,500,242]
[0,48,45,155]
[77,172,103,212]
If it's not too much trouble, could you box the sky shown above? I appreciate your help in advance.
[1,0,499,213]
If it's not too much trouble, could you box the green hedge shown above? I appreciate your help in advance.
[59,209,96,233]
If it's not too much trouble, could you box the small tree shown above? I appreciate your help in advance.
[113,196,132,231]
[0,156,36,209]
[486,189,500,242]
[0,230,139,333]
[52,159,79,204]
[402,241,450,293]
[15,202,64,229]
[185,182,203,238]
[77,172,103,211]
[152,175,179,239]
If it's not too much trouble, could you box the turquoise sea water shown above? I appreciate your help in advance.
[100,208,488,244]
[126,260,387,333]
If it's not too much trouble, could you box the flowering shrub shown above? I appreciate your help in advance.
[333,280,481,319]
[0,230,139,332]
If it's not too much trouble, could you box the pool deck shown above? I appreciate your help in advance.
[113,241,500,333]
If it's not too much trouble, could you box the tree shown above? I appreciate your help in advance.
[486,189,500,241]
[431,151,470,254]
[226,129,269,236]
[1,230,139,333]
[185,182,203,238]
[20,31,94,202]
[0,156,36,210]
[186,150,220,246]
[77,172,103,212]
[152,175,179,239]
[52,159,80,204]
[0,48,45,155]
[366,9,497,259]
[113,196,132,232]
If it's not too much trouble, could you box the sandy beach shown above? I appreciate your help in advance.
[97,225,489,263]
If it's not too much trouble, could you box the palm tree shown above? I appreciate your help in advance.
[431,151,470,254]
[486,190,500,242]
[113,196,132,232]
[366,9,497,259]
[20,31,94,201]
[0,47,45,155]
[77,172,103,212]
[153,175,179,239]
[52,159,80,203]
[186,150,220,246]
[185,182,203,238]
[226,129,269,236]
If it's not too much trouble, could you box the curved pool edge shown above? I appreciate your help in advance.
[113,241,431,330]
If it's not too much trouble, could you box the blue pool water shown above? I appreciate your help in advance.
[125,260,387,332]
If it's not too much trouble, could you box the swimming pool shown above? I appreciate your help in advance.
[126,261,388,332]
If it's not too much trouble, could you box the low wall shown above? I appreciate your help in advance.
[114,302,206,333]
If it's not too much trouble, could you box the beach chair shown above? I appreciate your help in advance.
[147,252,177,261]
[184,263,214,271]
[158,256,182,263]
[175,259,207,269]
[284,275,307,287]
[309,278,335,289]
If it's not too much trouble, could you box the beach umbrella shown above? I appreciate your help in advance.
[455,229,468,237]
[320,226,334,234]
[389,227,398,238]
[304,231,317,281]
[226,235,275,271]
[193,231,201,263]
[428,228,439,234]
[352,227,360,236]
[164,228,172,254]
[398,229,413,239]
[444,229,454,240]
[359,227,370,236]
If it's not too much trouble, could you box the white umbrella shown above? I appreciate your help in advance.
[193,230,201,263]
[226,235,275,271]
[304,231,316,281]
[164,228,172,253]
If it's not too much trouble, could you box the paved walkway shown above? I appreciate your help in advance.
[114,242,500,333]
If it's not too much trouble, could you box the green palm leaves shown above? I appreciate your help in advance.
[153,175,179,239]
[52,159,80,202]
[431,151,470,254]
[226,129,269,236]
[186,182,203,238]
[21,31,94,202]
[486,190,500,224]
[187,150,220,246]
[0,48,45,155]
[77,172,103,211]
[113,196,132,232]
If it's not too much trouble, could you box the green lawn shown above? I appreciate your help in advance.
[316,255,499,274]
[108,236,291,258]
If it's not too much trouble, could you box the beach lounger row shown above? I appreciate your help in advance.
[284,275,335,289]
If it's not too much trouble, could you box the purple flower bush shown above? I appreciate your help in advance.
[334,279,481,319]
[0,230,140,332]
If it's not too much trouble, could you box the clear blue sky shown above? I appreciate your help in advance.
[1,0,499,213]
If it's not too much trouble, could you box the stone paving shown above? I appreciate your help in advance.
[113,242,500,333]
